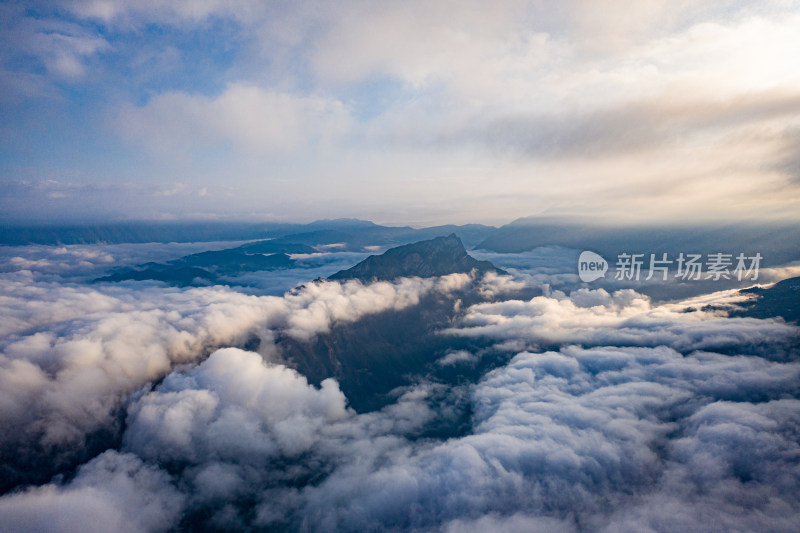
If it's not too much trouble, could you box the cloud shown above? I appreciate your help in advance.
[448,287,799,355]
[0,247,468,480]
[5,340,798,531]
[446,90,800,160]
[3,1,800,224]
[277,273,471,340]
[239,345,800,531]
[124,348,351,464]
[61,0,262,26]
[0,7,110,83]
[0,451,184,533]
[477,271,528,298]
[596,398,800,532]
[2,242,800,531]
[437,349,477,366]
[442,513,577,533]
[117,348,446,529]
[114,84,351,156]
[0,280,286,457]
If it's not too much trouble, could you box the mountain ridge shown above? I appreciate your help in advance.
[329,234,503,282]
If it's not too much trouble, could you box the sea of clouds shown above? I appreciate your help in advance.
[0,243,798,532]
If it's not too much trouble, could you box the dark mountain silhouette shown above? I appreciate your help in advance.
[267,221,496,251]
[328,234,504,282]
[94,240,311,286]
[0,221,304,246]
[265,237,522,413]
[274,288,501,413]
[731,276,800,324]
[94,264,216,286]
[91,228,501,288]
[2,218,497,248]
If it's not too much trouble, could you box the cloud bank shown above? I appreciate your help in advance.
[0,246,469,494]
[1,243,799,531]
[449,287,798,356]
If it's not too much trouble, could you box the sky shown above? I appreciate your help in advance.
[2,0,800,226]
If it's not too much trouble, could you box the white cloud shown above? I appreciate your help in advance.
[261,346,800,531]
[6,339,798,531]
[448,287,799,353]
[0,247,468,459]
[115,84,350,156]
[125,348,351,463]
[437,350,476,366]
[62,0,261,26]
[280,273,471,340]
[2,241,799,531]
[0,451,184,533]
[8,16,110,81]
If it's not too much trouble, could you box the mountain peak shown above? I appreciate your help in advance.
[305,218,379,229]
[328,234,503,282]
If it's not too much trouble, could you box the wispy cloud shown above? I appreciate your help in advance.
[115,84,351,156]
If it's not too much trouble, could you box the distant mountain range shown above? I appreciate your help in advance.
[94,233,503,288]
[476,216,800,267]
[7,216,800,269]
[1,218,497,249]
[329,234,503,282]
[94,239,313,286]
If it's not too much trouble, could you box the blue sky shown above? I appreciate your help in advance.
[2,0,800,225]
